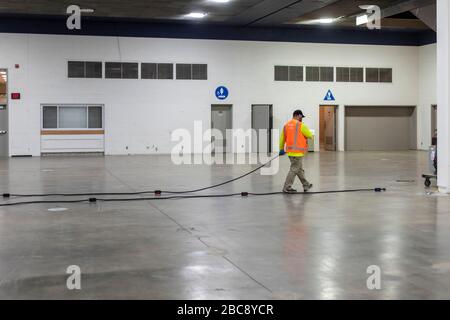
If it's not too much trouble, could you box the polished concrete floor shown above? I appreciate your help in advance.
[0,151,449,300]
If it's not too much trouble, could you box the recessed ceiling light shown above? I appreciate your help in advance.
[48,207,68,212]
[186,12,207,19]
[318,18,335,24]
[296,16,343,25]
[81,8,95,13]
[210,0,231,3]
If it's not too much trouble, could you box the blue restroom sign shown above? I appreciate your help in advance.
[324,89,335,101]
[215,86,229,100]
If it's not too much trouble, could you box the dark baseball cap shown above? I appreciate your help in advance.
[293,110,305,118]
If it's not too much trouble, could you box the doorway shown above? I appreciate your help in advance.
[319,105,337,151]
[251,104,273,153]
[0,69,8,157]
[345,106,417,151]
[211,104,232,153]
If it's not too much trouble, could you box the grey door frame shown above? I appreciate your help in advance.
[251,104,273,154]
[319,104,338,151]
[211,104,233,153]
[0,68,9,157]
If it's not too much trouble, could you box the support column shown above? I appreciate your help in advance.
[437,0,450,193]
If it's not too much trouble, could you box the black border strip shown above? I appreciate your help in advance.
[0,15,436,46]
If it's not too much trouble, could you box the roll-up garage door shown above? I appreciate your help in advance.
[345,106,417,151]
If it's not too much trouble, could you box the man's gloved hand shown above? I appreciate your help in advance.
[279,150,286,156]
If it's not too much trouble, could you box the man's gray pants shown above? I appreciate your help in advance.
[283,156,310,190]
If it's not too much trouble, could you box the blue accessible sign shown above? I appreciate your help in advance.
[215,86,229,100]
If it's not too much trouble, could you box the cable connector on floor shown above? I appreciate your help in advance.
[154,190,162,196]
[241,192,249,197]
[88,198,97,203]
[374,188,387,192]
[2,193,10,198]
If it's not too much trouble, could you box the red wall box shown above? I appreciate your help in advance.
[11,93,21,100]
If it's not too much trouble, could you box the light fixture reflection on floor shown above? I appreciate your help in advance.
[48,208,68,212]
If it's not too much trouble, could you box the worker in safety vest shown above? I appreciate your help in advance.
[279,110,314,193]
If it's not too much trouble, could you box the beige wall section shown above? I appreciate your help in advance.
[345,106,416,151]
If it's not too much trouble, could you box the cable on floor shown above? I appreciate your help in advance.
[0,188,387,207]
[2,154,281,198]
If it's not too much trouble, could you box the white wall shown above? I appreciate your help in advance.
[418,43,437,150]
[0,33,429,156]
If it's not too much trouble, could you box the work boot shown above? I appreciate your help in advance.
[283,187,297,194]
[303,183,313,192]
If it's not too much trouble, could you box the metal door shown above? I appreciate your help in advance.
[345,106,415,151]
[252,104,272,153]
[211,105,232,153]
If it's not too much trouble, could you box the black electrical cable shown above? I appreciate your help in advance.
[161,154,281,194]
[0,199,90,207]
[0,188,386,207]
[247,188,386,196]
[0,153,387,207]
[2,155,281,198]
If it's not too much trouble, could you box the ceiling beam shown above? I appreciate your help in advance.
[341,0,436,30]
[251,0,341,26]
[381,0,436,18]
[411,3,436,31]
[226,0,301,25]
[227,0,341,26]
